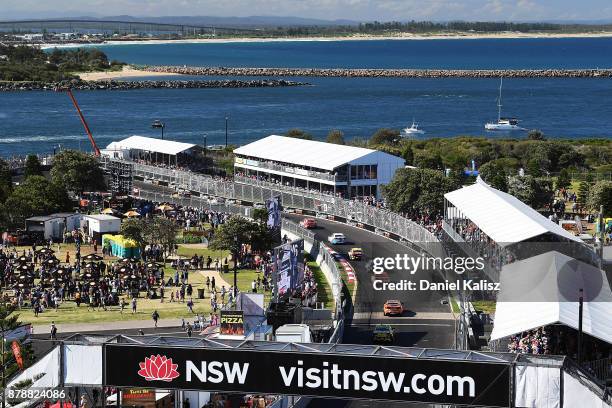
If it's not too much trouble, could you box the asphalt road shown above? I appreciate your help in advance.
[284,215,456,408]
[286,214,454,345]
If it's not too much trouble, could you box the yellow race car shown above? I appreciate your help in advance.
[372,324,395,344]
[348,247,363,261]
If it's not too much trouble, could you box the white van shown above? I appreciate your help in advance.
[275,324,312,343]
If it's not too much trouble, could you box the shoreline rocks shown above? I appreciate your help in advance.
[0,79,308,92]
[140,65,612,78]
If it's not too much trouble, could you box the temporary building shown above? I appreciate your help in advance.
[444,178,582,246]
[491,251,612,344]
[102,234,140,259]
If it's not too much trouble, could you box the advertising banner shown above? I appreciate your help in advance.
[266,195,282,230]
[105,344,510,407]
[272,239,304,299]
[220,310,245,336]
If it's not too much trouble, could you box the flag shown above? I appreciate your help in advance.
[11,341,23,370]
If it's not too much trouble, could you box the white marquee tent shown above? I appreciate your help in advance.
[444,178,582,246]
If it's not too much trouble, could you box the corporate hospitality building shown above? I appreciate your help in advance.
[233,135,405,199]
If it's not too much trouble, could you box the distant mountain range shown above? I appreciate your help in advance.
[6,15,612,28]
[21,15,363,28]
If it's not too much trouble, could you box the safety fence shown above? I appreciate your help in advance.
[121,161,442,255]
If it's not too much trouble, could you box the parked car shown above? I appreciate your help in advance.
[300,218,317,229]
[328,232,346,244]
[348,247,363,261]
[372,324,394,344]
[383,300,405,316]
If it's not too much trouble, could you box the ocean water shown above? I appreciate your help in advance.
[2,38,612,157]
[94,38,612,69]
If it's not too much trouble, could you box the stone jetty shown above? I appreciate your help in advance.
[139,65,612,78]
[0,79,307,92]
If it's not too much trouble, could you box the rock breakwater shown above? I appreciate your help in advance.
[0,79,307,92]
[140,65,612,78]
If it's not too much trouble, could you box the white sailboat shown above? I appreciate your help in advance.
[485,78,525,131]
[402,119,425,137]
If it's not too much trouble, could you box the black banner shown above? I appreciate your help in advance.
[220,310,245,336]
[105,344,510,407]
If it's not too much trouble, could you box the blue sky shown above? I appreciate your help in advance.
[2,0,611,21]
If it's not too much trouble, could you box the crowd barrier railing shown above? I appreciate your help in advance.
[115,160,442,256]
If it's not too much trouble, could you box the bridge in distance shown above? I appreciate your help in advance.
[0,19,261,34]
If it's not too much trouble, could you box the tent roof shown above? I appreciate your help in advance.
[105,136,196,156]
[444,179,582,245]
[233,135,400,171]
[491,251,612,344]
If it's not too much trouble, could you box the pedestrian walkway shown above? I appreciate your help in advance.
[197,268,232,289]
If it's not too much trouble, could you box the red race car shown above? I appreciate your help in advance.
[300,218,317,229]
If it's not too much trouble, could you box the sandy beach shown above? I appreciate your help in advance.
[76,65,182,80]
[40,30,612,50]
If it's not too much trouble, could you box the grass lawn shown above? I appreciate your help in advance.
[176,245,230,260]
[20,268,268,325]
[232,268,272,304]
[306,260,333,309]
[471,300,497,314]
[450,298,460,314]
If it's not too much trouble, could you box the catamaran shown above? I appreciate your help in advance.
[485,78,525,131]
[402,120,425,137]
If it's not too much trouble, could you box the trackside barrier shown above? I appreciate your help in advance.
[105,159,442,255]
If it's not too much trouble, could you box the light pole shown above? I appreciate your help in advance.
[233,236,238,306]
[225,115,229,148]
[578,288,584,364]
[1,336,5,408]
[152,120,165,140]
[203,134,208,157]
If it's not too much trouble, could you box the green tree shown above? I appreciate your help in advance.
[0,158,11,203]
[285,129,313,140]
[369,128,400,146]
[556,168,571,191]
[526,159,543,177]
[120,218,147,256]
[507,175,554,209]
[210,216,274,254]
[326,129,345,145]
[383,168,458,216]
[50,150,106,195]
[153,217,179,261]
[478,161,508,192]
[587,181,612,216]
[401,143,414,165]
[578,181,590,208]
[23,155,43,178]
[252,208,269,225]
[527,129,546,141]
[413,151,444,170]
[3,176,70,228]
[558,150,586,170]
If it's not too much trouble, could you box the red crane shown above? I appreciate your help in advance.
[59,87,101,156]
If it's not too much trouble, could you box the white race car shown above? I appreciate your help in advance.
[328,233,346,244]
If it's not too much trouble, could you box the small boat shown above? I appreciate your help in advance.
[485,78,526,131]
[402,120,425,137]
